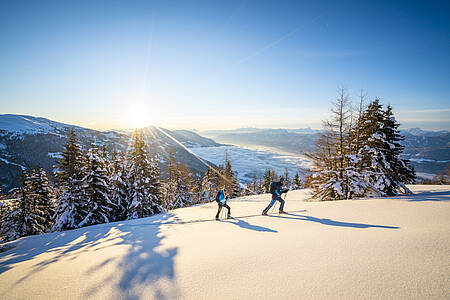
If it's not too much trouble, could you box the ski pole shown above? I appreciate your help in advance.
[270,200,278,214]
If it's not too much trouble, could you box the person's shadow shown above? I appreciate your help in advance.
[270,213,399,229]
[221,218,277,233]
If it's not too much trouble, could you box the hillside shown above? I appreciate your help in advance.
[0,114,221,191]
[0,185,449,299]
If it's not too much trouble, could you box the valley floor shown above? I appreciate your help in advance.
[0,185,449,299]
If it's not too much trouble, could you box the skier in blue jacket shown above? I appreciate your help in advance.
[215,188,231,220]
[262,177,288,215]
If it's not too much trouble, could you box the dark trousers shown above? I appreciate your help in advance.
[216,203,231,218]
[263,196,285,214]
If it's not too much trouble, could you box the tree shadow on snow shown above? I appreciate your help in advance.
[0,213,180,300]
[404,190,450,202]
[270,213,399,229]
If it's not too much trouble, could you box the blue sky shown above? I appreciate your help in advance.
[0,0,449,130]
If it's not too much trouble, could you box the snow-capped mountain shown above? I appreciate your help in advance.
[0,114,86,137]
[0,114,220,192]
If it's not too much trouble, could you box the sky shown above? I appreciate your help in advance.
[0,0,449,131]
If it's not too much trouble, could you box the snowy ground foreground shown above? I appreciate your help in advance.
[1,186,449,300]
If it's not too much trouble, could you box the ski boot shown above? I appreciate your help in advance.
[279,211,287,214]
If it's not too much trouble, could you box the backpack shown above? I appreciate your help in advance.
[215,190,223,202]
[269,182,276,195]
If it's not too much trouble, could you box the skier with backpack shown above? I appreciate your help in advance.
[262,177,288,215]
[215,188,231,220]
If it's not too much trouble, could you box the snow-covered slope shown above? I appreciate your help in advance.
[1,185,449,299]
[0,114,82,136]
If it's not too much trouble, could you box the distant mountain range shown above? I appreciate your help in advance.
[0,114,220,192]
[1,114,448,192]
[199,127,450,178]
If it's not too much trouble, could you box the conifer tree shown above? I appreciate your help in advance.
[53,130,89,231]
[358,99,397,196]
[1,170,55,240]
[380,105,415,194]
[291,173,302,190]
[110,149,128,221]
[283,169,291,190]
[223,159,241,197]
[162,149,193,210]
[308,88,367,200]
[0,196,20,241]
[79,147,113,226]
[126,130,163,219]
[262,169,277,193]
[251,174,262,194]
[201,166,220,202]
[190,176,204,204]
[28,167,56,231]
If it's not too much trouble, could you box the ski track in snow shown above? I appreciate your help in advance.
[0,185,449,299]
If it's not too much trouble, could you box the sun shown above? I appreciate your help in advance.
[128,103,152,129]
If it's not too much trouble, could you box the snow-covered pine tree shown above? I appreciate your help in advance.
[126,130,163,219]
[53,130,89,231]
[380,105,415,194]
[178,161,196,205]
[0,197,19,241]
[201,166,220,202]
[242,182,253,196]
[178,161,194,188]
[0,170,51,240]
[291,172,302,190]
[251,174,262,194]
[262,169,277,193]
[29,167,56,231]
[79,147,113,227]
[190,176,204,204]
[307,129,341,200]
[223,159,241,197]
[308,87,367,200]
[162,148,193,210]
[110,149,128,221]
[358,99,393,196]
[345,91,369,198]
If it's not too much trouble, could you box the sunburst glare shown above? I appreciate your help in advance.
[127,103,152,129]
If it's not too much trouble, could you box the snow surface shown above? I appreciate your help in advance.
[47,152,63,159]
[0,185,449,299]
[190,145,313,183]
[416,172,438,180]
[0,158,26,170]
[0,114,78,137]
